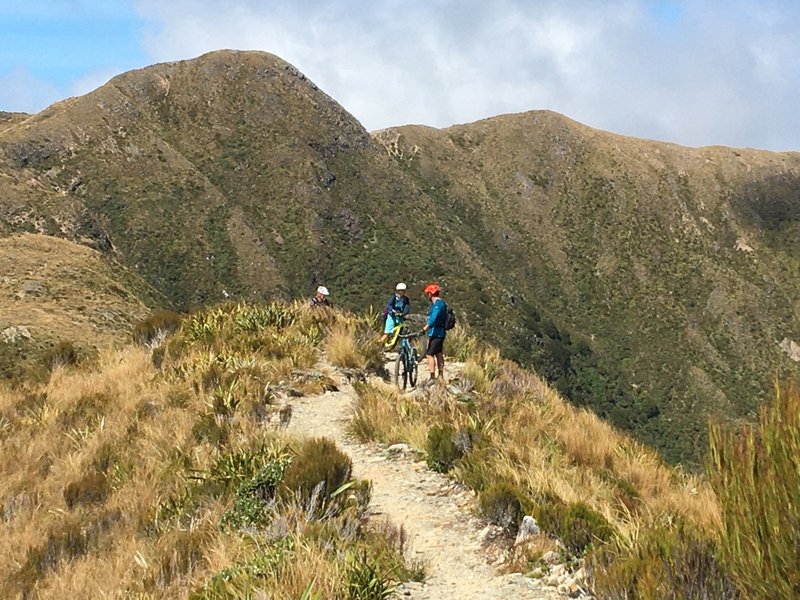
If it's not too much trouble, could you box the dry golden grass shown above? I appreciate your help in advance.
[0,233,160,378]
[350,381,432,450]
[351,345,720,547]
[326,325,366,369]
[0,302,418,599]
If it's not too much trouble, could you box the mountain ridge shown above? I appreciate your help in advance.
[2,49,799,463]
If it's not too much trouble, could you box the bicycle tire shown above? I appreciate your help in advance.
[394,352,406,390]
[408,348,419,387]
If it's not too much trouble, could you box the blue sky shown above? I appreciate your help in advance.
[2,1,799,151]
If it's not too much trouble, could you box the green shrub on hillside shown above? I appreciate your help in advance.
[559,502,615,555]
[709,385,800,599]
[425,424,463,473]
[530,494,614,555]
[478,482,528,534]
[221,458,291,530]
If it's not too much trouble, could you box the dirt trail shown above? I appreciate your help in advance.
[287,363,565,600]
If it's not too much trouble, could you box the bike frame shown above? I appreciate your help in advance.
[394,329,422,390]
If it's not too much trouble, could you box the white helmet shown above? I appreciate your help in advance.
[396,282,407,291]
[317,285,330,296]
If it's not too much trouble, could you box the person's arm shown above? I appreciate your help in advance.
[402,297,411,316]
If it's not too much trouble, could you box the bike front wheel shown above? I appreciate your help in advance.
[408,348,419,387]
[394,352,406,390]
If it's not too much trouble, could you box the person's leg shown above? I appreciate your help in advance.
[426,337,444,384]
[425,337,437,383]
[380,314,395,345]
[426,354,436,378]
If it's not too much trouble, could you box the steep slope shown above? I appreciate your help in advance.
[0,234,164,378]
[376,115,800,462]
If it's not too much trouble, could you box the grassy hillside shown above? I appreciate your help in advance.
[1,50,799,463]
[0,303,417,599]
[0,51,461,310]
[377,116,800,463]
[5,301,794,598]
[0,233,164,380]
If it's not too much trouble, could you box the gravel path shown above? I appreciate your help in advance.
[287,366,562,600]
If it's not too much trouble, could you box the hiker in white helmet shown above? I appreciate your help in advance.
[310,285,332,308]
[380,282,411,345]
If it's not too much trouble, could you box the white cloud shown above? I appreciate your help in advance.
[70,67,125,98]
[122,1,800,151]
[0,68,61,114]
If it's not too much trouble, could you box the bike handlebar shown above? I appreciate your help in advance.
[398,330,425,339]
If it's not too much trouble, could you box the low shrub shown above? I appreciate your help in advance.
[132,309,182,346]
[43,341,79,371]
[425,424,463,473]
[63,472,110,508]
[559,502,615,555]
[279,438,353,513]
[221,458,291,530]
[478,482,528,533]
[530,495,614,555]
[529,491,569,538]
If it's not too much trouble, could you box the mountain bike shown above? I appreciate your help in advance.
[395,330,423,391]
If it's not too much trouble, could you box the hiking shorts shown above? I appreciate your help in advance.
[426,336,444,357]
[384,313,401,334]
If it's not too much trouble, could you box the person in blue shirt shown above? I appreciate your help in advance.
[380,282,411,345]
[422,283,446,385]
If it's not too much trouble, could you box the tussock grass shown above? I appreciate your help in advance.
[708,384,800,599]
[350,334,721,582]
[351,326,800,597]
[0,302,420,598]
[326,326,366,369]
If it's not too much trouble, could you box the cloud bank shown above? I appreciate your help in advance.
[4,1,800,151]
